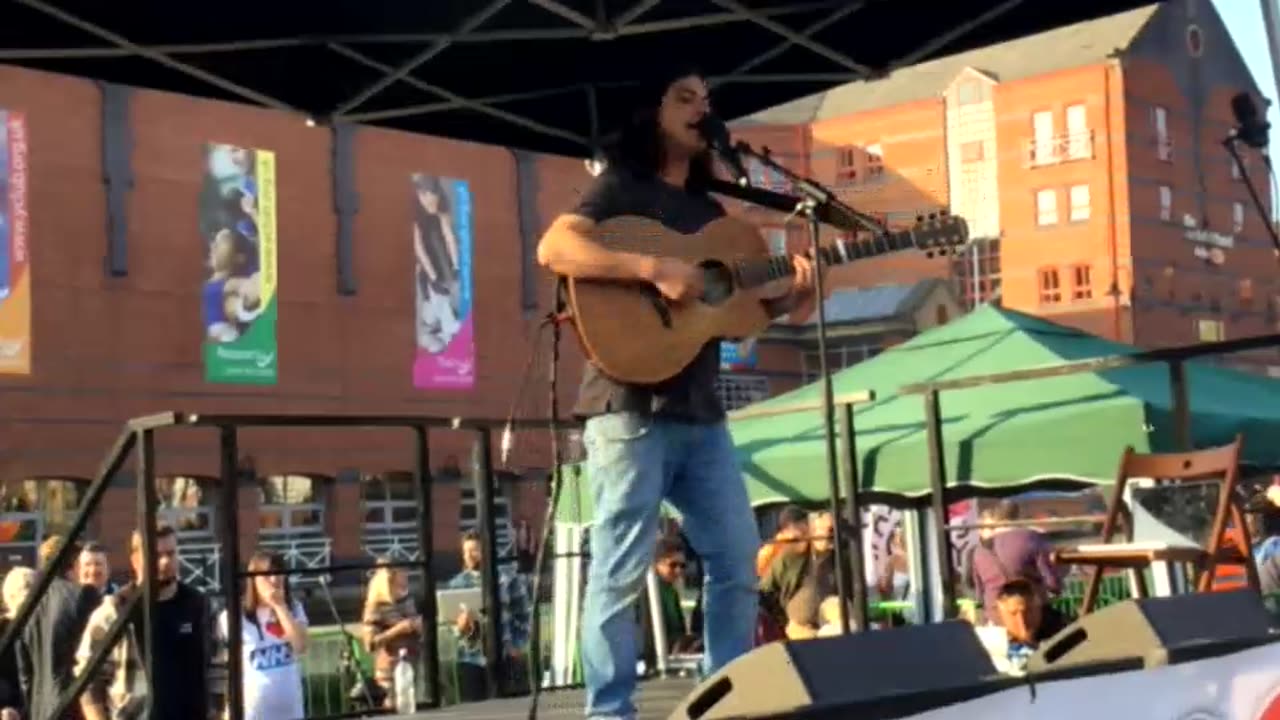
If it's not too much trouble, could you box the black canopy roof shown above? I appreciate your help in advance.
[2,0,1162,156]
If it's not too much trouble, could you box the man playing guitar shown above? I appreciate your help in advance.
[536,66,821,719]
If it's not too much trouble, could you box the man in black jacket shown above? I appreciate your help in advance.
[18,536,100,720]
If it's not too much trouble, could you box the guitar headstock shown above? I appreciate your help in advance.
[909,211,970,257]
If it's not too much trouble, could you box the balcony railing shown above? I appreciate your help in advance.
[260,535,333,585]
[177,539,222,594]
[1026,130,1095,167]
[363,531,421,574]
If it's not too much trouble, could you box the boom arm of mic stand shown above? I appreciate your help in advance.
[731,140,885,235]
[1223,135,1280,262]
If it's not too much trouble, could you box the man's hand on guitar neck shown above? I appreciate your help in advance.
[762,253,826,322]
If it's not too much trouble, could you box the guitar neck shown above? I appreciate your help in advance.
[740,228,919,289]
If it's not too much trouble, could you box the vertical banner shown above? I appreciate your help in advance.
[411,173,475,389]
[199,143,278,384]
[0,110,30,375]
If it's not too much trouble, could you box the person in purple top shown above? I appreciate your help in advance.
[969,500,1063,624]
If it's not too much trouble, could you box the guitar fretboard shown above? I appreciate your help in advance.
[736,227,922,289]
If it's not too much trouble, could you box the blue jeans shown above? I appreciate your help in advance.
[580,413,759,719]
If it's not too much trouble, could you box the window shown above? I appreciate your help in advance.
[1197,319,1225,342]
[156,476,215,537]
[1240,278,1255,308]
[836,146,857,183]
[362,472,417,530]
[951,238,1001,309]
[460,484,514,557]
[1154,106,1171,160]
[1233,202,1245,233]
[1231,153,1245,180]
[802,345,881,381]
[1065,104,1090,159]
[1069,184,1091,221]
[259,474,325,535]
[1032,111,1055,165]
[1036,188,1058,225]
[765,227,787,255]
[1071,265,1093,300]
[0,479,84,566]
[960,141,984,162]
[1159,185,1173,221]
[715,375,770,411]
[865,144,884,179]
[956,79,987,105]
[1039,267,1062,304]
[747,157,769,188]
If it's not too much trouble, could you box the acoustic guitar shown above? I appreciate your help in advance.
[565,213,970,384]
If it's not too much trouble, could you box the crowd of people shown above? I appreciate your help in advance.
[0,524,537,720]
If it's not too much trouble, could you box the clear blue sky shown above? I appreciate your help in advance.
[1216,0,1278,154]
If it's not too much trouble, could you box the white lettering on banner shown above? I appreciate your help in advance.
[899,641,1280,719]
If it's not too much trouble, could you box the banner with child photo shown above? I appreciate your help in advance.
[198,142,279,385]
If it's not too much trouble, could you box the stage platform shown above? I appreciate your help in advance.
[409,678,696,720]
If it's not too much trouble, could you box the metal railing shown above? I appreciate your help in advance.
[0,411,568,720]
[1026,130,1096,166]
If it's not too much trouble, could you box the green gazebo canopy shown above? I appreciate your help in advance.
[553,306,1280,523]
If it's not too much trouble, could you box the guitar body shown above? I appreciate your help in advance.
[566,215,773,385]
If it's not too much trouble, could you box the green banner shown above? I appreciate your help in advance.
[199,143,278,384]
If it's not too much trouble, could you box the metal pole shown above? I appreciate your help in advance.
[838,402,869,631]
[219,426,245,720]
[135,429,160,701]
[807,207,852,635]
[923,391,957,620]
[1168,360,1191,450]
[472,430,503,697]
[413,426,441,708]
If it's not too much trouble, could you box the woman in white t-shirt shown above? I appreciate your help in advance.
[217,551,309,720]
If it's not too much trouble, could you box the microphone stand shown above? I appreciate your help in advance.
[1222,132,1280,264]
[317,575,382,712]
[732,140,873,636]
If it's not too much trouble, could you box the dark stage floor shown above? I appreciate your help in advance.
[407,678,697,720]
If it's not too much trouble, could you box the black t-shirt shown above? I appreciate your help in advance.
[570,166,728,423]
[146,583,210,720]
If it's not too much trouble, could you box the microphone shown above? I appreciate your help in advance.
[695,113,750,187]
[1231,92,1270,150]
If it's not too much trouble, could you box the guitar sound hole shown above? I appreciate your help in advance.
[699,260,735,306]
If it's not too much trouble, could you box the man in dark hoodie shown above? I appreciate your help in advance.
[17,536,100,720]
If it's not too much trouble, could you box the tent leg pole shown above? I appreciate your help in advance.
[1168,360,1191,450]
[923,390,956,620]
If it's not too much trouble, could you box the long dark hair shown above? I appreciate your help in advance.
[242,551,292,622]
[604,68,716,194]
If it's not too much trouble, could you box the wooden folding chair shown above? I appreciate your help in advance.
[1055,434,1257,615]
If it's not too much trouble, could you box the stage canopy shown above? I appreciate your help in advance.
[2,0,1161,156]
[555,306,1280,523]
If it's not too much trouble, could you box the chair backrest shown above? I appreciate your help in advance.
[1120,440,1242,484]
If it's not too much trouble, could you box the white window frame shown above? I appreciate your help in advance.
[1154,106,1171,160]
[1159,185,1172,221]
[1065,104,1089,160]
[1233,202,1245,233]
[1036,189,1059,226]
[1068,184,1091,222]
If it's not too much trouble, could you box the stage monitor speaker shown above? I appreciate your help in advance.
[667,621,998,720]
[1027,590,1277,674]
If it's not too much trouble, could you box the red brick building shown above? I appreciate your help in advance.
[0,63,598,583]
[720,0,1280,403]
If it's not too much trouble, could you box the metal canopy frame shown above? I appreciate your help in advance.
[3,0,1153,156]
